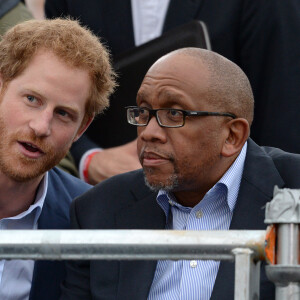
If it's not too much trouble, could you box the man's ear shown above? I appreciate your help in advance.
[73,116,94,142]
[221,118,250,157]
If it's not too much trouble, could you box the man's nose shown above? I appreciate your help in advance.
[138,116,167,143]
[28,110,52,137]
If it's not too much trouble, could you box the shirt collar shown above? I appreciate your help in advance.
[32,172,48,226]
[157,142,247,218]
[0,172,48,227]
[217,141,247,212]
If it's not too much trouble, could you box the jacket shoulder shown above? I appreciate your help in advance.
[39,168,91,229]
[75,169,149,207]
[71,169,154,228]
[48,167,91,198]
[261,146,300,188]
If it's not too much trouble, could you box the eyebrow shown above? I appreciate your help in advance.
[22,88,45,100]
[158,90,187,107]
[22,88,81,118]
[136,90,148,104]
[137,89,189,110]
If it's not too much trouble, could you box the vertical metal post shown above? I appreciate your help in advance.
[275,224,300,300]
[265,187,300,300]
[233,248,260,300]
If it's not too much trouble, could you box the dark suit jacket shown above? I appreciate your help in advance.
[46,0,300,156]
[28,167,91,300]
[60,139,300,299]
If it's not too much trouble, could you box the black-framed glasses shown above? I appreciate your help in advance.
[126,106,236,128]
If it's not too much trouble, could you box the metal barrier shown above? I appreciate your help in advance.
[0,229,265,300]
[265,187,300,300]
[0,187,299,300]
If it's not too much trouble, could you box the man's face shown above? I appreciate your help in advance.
[137,54,228,195]
[0,50,91,182]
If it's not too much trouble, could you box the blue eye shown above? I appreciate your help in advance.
[57,109,69,117]
[27,95,37,102]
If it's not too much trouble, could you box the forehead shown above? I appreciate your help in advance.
[23,49,88,80]
[137,54,211,109]
[11,50,91,109]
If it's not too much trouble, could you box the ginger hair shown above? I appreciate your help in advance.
[0,18,116,120]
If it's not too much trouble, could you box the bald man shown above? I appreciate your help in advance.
[60,48,300,300]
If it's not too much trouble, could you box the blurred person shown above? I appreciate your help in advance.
[60,48,300,300]
[0,0,32,36]
[0,18,115,300]
[46,0,300,185]
[24,0,45,19]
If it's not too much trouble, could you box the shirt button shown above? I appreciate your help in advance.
[195,210,203,218]
[190,260,197,268]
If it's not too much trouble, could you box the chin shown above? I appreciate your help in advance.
[143,173,179,192]
[3,168,44,182]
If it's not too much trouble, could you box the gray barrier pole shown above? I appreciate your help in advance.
[233,248,261,300]
[0,230,265,261]
[265,187,300,300]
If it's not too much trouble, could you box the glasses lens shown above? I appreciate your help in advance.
[157,109,184,127]
[127,108,149,125]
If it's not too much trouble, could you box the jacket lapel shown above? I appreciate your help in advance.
[29,171,71,300]
[211,139,284,300]
[163,0,204,33]
[115,186,165,299]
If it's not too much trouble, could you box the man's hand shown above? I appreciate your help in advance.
[88,139,141,184]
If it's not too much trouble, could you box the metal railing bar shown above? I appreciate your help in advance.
[0,229,266,261]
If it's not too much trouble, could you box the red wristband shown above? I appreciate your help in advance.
[83,151,99,183]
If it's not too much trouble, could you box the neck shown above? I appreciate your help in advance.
[173,190,207,208]
[173,157,237,207]
[0,173,43,219]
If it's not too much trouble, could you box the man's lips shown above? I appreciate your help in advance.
[141,151,170,167]
[18,141,45,158]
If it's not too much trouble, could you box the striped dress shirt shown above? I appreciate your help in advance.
[148,142,247,300]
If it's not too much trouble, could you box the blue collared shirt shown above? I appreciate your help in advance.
[0,173,48,300]
[148,143,247,300]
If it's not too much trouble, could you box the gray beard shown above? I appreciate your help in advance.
[143,173,179,192]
